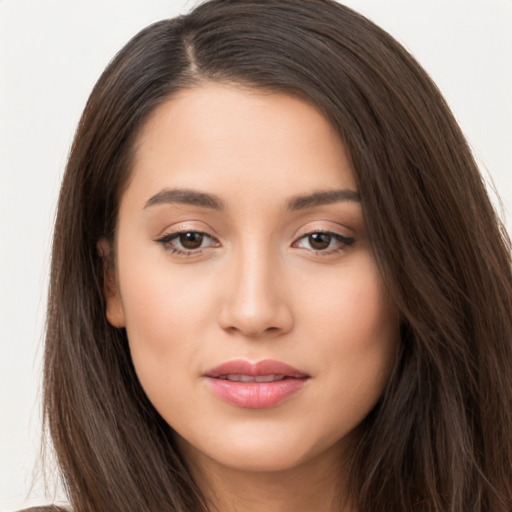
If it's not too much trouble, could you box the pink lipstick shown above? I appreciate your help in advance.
[204,359,309,408]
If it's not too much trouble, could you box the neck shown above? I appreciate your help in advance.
[181,442,356,512]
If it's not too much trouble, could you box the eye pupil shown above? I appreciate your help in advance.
[309,232,331,250]
[179,232,203,249]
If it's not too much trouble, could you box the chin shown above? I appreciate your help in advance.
[212,445,309,473]
[175,422,348,475]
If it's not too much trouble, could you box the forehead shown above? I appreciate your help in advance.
[126,84,357,209]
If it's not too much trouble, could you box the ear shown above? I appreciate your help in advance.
[97,238,126,328]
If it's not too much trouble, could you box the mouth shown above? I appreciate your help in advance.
[204,359,310,409]
[216,374,288,382]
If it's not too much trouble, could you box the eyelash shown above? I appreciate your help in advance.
[155,231,219,256]
[155,230,355,257]
[292,230,355,255]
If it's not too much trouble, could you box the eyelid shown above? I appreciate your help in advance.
[153,220,217,238]
[153,223,221,256]
[292,221,355,240]
[293,231,354,250]
[291,222,356,255]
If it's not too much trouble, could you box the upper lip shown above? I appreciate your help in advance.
[205,359,309,379]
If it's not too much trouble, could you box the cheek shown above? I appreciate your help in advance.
[118,268,214,418]
[119,246,214,334]
[115,242,220,386]
[300,255,398,350]
[297,255,399,410]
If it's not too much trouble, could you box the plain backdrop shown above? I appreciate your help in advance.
[1,1,511,510]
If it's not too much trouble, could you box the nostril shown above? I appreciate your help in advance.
[216,284,294,337]
[223,324,283,338]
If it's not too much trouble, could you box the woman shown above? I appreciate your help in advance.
[27,0,512,510]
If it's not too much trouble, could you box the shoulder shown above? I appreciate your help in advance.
[17,507,70,512]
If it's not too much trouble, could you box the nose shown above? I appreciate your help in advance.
[217,246,294,338]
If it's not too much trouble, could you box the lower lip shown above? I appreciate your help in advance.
[205,377,308,409]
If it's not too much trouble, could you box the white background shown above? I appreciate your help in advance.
[1,1,511,510]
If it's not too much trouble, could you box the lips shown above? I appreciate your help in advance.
[204,359,310,409]
[217,374,287,383]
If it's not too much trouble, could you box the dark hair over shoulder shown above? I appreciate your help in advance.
[43,1,512,511]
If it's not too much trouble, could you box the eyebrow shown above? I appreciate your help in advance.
[143,187,361,211]
[144,188,225,210]
[287,189,360,210]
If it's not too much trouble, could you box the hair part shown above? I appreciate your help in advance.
[44,1,512,511]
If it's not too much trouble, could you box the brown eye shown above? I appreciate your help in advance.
[156,230,219,255]
[293,230,355,254]
[308,232,331,250]
[179,232,204,249]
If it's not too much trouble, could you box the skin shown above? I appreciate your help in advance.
[104,84,399,512]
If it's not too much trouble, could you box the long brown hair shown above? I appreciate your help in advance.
[44,1,512,511]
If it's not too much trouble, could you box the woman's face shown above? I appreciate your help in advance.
[105,84,399,474]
